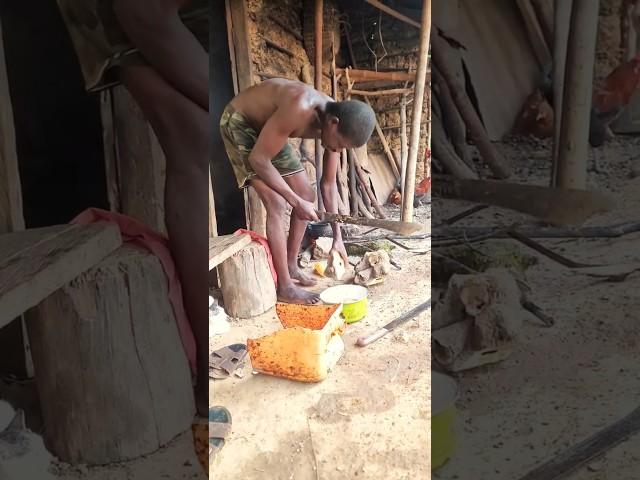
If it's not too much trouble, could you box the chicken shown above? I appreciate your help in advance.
[386,177,431,207]
[590,52,640,171]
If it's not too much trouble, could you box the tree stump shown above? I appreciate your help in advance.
[26,246,195,465]
[218,242,276,319]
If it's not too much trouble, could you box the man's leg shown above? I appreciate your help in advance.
[284,172,317,287]
[113,0,208,110]
[118,64,209,416]
[250,178,320,304]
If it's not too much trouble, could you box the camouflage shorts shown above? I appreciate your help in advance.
[57,0,208,92]
[220,104,304,189]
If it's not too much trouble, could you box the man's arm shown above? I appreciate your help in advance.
[249,109,318,221]
[320,149,348,262]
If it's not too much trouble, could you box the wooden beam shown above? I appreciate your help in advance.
[401,0,431,222]
[315,0,324,209]
[516,0,552,67]
[555,0,599,190]
[227,0,267,235]
[0,224,122,330]
[337,68,417,82]
[551,0,573,185]
[349,87,414,97]
[365,0,421,28]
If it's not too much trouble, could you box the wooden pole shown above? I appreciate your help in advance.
[400,93,409,191]
[338,68,417,82]
[555,0,599,190]
[401,0,431,222]
[349,87,414,97]
[348,148,359,215]
[208,170,218,237]
[365,0,421,28]
[314,0,324,209]
[431,33,511,179]
[551,0,573,186]
[515,0,552,67]
[352,149,387,218]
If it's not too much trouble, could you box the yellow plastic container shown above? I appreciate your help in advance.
[320,285,368,323]
[432,371,458,470]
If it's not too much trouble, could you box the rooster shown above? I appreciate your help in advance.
[387,177,431,207]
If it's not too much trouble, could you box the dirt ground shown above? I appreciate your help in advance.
[209,204,430,479]
[432,135,640,479]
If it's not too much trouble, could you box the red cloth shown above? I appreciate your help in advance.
[233,229,278,286]
[71,208,197,374]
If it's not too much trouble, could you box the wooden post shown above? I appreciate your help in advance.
[555,0,599,190]
[551,0,574,185]
[0,17,32,379]
[209,170,218,237]
[401,0,431,222]
[227,0,267,235]
[315,0,324,209]
[516,0,552,67]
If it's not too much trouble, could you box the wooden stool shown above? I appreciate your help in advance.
[27,245,194,465]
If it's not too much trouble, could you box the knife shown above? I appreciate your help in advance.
[318,212,424,235]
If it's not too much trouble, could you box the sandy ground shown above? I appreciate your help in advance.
[432,136,640,479]
[210,205,430,479]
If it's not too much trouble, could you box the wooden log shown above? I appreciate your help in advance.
[356,195,375,219]
[314,0,324,209]
[267,14,304,41]
[555,0,599,190]
[432,67,473,170]
[349,87,414,97]
[348,150,359,215]
[227,0,267,233]
[364,0,421,28]
[432,115,478,179]
[402,0,431,222]
[218,242,277,318]
[351,149,387,218]
[209,233,252,270]
[27,246,195,464]
[431,33,511,179]
[551,0,573,185]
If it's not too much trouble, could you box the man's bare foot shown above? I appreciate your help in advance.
[278,284,320,304]
[289,264,318,287]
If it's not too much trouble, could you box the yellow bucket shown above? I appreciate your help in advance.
[432,371,458,470]
[320,285,368,323]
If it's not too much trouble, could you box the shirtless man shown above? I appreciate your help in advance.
[221,78,376,304]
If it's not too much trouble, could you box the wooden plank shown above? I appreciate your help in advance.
[0,223,123,329]
[349,87,414,97]
[112,85,166,233]
[338,68,416,82]
[516,0,552,67]
[209,233,252,270]
[227,0,267,234]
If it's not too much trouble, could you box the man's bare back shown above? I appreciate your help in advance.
[230,79,332,140]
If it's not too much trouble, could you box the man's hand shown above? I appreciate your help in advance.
[330,238,349,266]
[294,199,320,222]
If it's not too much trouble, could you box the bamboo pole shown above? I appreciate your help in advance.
[551,0,574,186]
[401,0,431,222]
[555,0,599,190]
[314,0,324,209]
[431,33,511,179]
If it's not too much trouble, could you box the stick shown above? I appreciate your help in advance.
[259,35,296,57]
[431,33,511,179]
[400,93,409,192]
[348,148,359,215]
[434,221,640,239]
[356,195,375,218]
[401,0,430,222]
[337,68,416,82]
[267,14,303,41]
[431,114,478,179]
[356,299,431,347]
